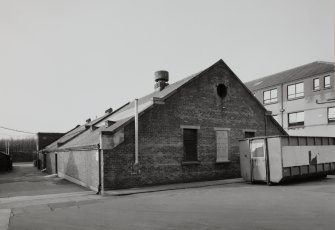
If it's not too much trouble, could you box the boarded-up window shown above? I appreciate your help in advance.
[183,129,197,161]
[216,130,229,162]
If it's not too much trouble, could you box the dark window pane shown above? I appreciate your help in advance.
[183,129,197,161]
[245,132,255,138]
[217,84,227,98]
[183,129,196,140]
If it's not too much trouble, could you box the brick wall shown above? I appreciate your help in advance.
[103,62,285,189]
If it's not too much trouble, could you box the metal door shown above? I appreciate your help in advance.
[55,154,58,174]
[43,154,47,170]
[239,140,251,181]
[250,139,267,182]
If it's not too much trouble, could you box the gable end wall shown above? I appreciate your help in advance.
[103,63,284,189]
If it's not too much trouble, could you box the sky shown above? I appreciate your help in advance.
[0,0,334,138]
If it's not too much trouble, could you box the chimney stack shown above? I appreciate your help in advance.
[154,70,169,91]
[105,108,113,114]
[85,118,91,129]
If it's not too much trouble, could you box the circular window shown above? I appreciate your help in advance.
[217,84,227,98]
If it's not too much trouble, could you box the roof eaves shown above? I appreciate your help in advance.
[54,145,99,152]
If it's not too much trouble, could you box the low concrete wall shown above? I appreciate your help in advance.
[48,150,99,191]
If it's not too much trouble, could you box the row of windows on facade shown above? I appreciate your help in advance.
[263,75,332,104]
[182,129,255,163]
[272,107,335,127]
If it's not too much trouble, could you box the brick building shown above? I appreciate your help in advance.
[42,60,286,192]
[36,132,65,169]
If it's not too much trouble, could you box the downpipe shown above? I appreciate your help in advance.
[96,144,102,195]
[134,98,139,165]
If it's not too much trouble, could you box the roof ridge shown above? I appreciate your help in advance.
[245,60,335,91]
[315,60,335,65]
[45,59,225,150]
[246,61,319,84]
[245,61,335,86]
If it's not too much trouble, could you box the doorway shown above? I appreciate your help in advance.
[250,139,267,181]
[55,154,58,174]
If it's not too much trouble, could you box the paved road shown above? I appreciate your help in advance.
[0,163,102,230]
[8,176,335,230]
[0,163,87,198]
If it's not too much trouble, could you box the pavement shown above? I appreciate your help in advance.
[6,176,335,230]
[0,163,244,230]
[0,163,102,230]
[0,162,87,198]
[1,163,335,230]
[0,209,10,230]
[105,178,244,196]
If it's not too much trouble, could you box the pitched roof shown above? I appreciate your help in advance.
[44,125,86,151]
[45,65,206,151]
[45,59,287,151]
[245,61,335,91]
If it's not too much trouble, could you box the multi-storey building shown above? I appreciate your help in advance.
[245,61,335,137]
